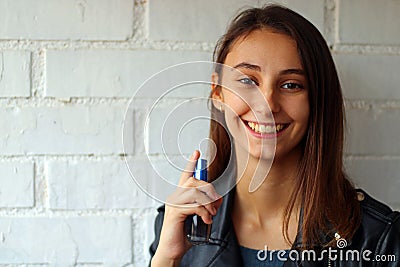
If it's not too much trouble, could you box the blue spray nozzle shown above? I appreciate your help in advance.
[193,159,208,182]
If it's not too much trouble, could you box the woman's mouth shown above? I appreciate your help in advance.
[242,119,290,138]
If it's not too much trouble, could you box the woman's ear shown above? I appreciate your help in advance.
[211,72,224,112]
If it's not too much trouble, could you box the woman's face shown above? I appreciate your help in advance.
[215,29,309,161]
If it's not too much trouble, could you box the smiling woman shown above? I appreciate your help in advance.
[149,4,400,267]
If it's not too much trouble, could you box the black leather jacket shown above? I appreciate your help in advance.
[149,188,400,266]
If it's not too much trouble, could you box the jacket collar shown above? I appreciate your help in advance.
[208,184,237,246]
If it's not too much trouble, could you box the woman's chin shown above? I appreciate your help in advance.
[248,148,275,161]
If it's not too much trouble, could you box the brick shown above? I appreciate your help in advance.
[0,51,30,97]
[133,211,157,267]
[124,156,182,204]
[0,0,133,40]
[149,0,324,42]
[123,104,145,156]
[46,50,211,98]
[345,158,400,209]
[130,63,216,99]
[146,101,211,155]
[335,54,400,99]
[47,159,157,210]
[131,107,147,155]
[338,0,400,45]
[0,162,34,208]
[0,105,133,155]
[345,108,400,155]
[0,216,131,265]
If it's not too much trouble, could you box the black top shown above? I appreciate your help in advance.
[240,246,288,267]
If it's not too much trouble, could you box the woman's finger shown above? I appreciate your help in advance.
[184,177,221,202]
[178,187,217,216]
[178,150,200,186]
[173,204,213,224]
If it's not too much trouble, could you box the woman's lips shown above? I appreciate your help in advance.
[241,119,290,139]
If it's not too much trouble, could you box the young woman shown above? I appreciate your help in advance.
[149,5,400,267]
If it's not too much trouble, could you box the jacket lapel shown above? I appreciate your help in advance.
[181,188,243,266]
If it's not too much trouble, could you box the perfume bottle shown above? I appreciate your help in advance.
[185,158,212,244]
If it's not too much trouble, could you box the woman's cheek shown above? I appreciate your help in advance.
[224,94,250,117]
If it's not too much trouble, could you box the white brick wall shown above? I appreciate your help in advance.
[46,50,210,98]
[335,54,400,99]
[0,51,31,97]
[0,105,132,155]
[0,216,132,265]
[0,0,399,266]
[338,0,400,45]
[0,0,134,40]
[46,159,156,209]
[0,162,34,207]
[346,109,400,155]
[149,0,325,42]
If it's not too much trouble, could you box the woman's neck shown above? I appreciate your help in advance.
[234,146,302,225]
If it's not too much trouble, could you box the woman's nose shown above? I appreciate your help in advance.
[264,89,281,113]
[251,88,280,117]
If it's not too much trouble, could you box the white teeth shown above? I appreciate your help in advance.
[246,121,287,134]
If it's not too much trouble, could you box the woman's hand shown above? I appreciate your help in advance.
[151,150,223,267]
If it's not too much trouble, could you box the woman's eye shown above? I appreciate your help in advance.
[282,82,303,90]
[238,77,257,85]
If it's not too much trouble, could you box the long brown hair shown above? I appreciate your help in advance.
[208,4,361,248]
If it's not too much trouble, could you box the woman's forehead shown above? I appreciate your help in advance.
[225,29,302,72]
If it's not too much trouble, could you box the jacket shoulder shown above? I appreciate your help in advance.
[357,188,399,223]
[352,189,400,255]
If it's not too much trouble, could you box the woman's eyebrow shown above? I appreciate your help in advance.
[279,68,305,76]
[232,63,305,76]
[233,62,261,71]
